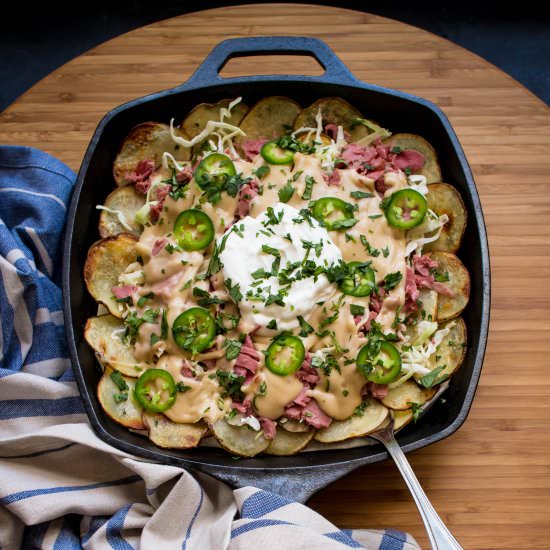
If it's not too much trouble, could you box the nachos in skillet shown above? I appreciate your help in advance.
[84,96,469,456]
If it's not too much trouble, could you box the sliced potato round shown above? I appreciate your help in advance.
[209,419,270,457]
[385,133,441,183]
[265,427,315,456]
[280,418,311,433]
[382,380,436,411]
[424,183,467,253]
[97,369,144,429]
[393,410,414,432]
[143,412,207,449]
[84,233,138,318]
[428,251,470,321]
[113,122,190,186]
[181,99,249,138]
[314,399,388,444]
[293,97,371,143]
[236,96,301,146]
[98,186,145,238]
[84,315,146,377]
[416,317,467,383]
[297,131,332,147]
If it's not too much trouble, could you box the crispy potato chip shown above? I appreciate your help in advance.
[294,97,372,143]
[143,412,207,449]
[235,97,301,147]
[181,99,249,138]
[84,233,138,318]
[385,133,441,183]
[428,251,470,321]
[381,380,436,411]
[98,186,145,238]
[314,399,388,443]
[84,315,146,377]
[416,317,467,383]
[265,427,315,456]
[210,419,270,457]
[113,122,190,186]
[97,368,144,429]
[393,410,414,432]
[424,183,467,253]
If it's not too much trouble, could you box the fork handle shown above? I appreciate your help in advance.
[372,432,463,550]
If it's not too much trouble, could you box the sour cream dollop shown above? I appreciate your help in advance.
[219,203,342,335]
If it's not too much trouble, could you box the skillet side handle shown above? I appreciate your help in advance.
[191,461,363,504]
[182,36,359,88]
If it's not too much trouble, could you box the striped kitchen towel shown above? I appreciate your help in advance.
[0,145,420,550]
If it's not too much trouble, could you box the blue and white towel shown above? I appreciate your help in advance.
[0,145,420,550]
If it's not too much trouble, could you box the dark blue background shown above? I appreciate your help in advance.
[2,1,549,111]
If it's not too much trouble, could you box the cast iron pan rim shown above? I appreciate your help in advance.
[63,37,490,496]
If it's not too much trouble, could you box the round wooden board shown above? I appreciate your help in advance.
[2,5,549,549]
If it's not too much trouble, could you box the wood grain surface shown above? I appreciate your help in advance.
[2,5,549,549]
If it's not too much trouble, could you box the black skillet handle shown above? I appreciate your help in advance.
[182,36,359,88]
[191,459,366,504]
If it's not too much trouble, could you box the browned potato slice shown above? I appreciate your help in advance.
[385,133,441,183]
[416,317,467,383]
[393,410,414,432]
[235,97,301,146]
[84,233,138,318]
[293,97,374,143]
[143,412,207,449]
[404,289,437,340]
[97,368,144,429]
[280,419,310,433]
[84,315,146,377]
[314,399,388,443]
[382,380,436,411]
[424,183,467,253]
[209,419,270,457]
[181,99,249,138]
[113,122,190,186]
[98,186,145,238]
[265,427,315,456]
[428,251,470,321]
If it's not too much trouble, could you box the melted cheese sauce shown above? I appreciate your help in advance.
[117,148,410,425]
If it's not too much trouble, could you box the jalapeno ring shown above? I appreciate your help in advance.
[134,368,177,412]
[172,307,216,354]
[265,333,305,376]
[356,341,401,384]
[384,188,427,230]
[173,209,214,251]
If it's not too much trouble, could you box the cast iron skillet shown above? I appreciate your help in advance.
[63,36,490,503]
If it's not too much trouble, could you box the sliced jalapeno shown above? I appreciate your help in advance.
[384,188,427,229]
[172,307,215,354]
[134,368,177,412]
[311,197,357,231]
[265,333,305,376]
[260,140,295,165]
[357,341,401,384]
[173,209,214,251]
[339,261,376,297]
[194,153,236,189]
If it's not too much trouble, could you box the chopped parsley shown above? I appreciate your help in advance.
[418,365,448,389]
[110,370,128,392]
[382,271,403,291]
[266,319,278,330]
[137,292,155,308]
[176,382,192,393]
[360,235,380,257]
[224,339,243,361]
[302,175,316,200]
[350,304,365,316]
[261,244,280,257]
[297,315,314,337]
[215,370,245,400]
[225,278,243,302]
[408,401,423,422]
[278,180,295,203]
[350,190,374,199]
[253,165,270,180]
[192,287,226,307]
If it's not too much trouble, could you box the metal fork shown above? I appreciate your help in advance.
[369,415,463,550]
